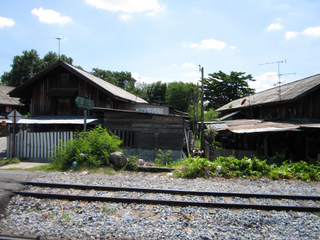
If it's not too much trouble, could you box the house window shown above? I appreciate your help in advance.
[111,129,136,147]
[61,73,70,86]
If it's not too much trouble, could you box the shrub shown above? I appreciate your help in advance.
[155,149,173,166]
[51,126,122,170]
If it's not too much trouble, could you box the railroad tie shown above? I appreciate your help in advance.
[98,191,115,207]
[224,197,239,215]
[141,193,157,218]
[203,195,217,214]
[78,190,96,207]
[297,200,320,218]
[249,198,270,217]
[172,195,182,213]
[32,187,43,193]
[274,199,300,218]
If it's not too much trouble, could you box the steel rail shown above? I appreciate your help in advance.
[19,181,320,200]
[11,191,320,212]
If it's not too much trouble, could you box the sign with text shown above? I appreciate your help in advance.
[75,97,94,109]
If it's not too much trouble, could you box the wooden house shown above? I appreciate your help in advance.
[8,60,189,160]
[210,74,320,161]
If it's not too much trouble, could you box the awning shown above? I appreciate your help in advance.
[6,116,102,125]
[46,88,78,97]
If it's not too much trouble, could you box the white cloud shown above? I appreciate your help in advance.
[267,23,283,31]
[31,8,72,24]
[303,26,320,36]
[285,31,298,40]
[189,39,227,50]
[229,46,236,50]
[251,72,278,92]
[0,16,15,28]
[182,62,197,68]
[120,14,132,21]
[86,0,163,13]
[132,72,159,84]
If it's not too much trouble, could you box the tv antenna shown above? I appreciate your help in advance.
[259,59,295,100]
[54,37,64,59]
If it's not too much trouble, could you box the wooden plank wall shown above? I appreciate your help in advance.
[104,111,185,151]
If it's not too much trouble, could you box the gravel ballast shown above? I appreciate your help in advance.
[1,171,320,239]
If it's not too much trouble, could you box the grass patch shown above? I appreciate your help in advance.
[0,158,20,166]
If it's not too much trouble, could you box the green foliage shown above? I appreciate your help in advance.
[204,109,219,121]
[173,155,320,181]
[0,50,74,86]
[154,149,173,166]
[165,82,196,112]
[124,155,139,171]
[203,70,255,109]
[146,81,167,104]
[0,158,20,166]
[91,68,136,91]
[50,126,122,170]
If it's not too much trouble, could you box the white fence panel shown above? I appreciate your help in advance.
[6,131,74,160]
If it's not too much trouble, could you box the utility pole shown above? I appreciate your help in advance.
[199,65,204,151]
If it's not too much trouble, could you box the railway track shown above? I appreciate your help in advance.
[9,181,320,216]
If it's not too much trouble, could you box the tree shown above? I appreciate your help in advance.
[203,71,255,109]
[43,51,73,68]
[1,49,43,86]
[165,82,196,112]
[91,68,136,91]
[1,50,74,87]
[146,81,167,104]
[129,81,148,100]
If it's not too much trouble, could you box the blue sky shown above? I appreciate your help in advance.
[1,0,320,92]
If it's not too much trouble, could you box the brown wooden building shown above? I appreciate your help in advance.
[211,74,320,161]
[9,60,189,160]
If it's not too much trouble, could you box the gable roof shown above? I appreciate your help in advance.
[0,85,23,106]
[9,60,148,104]
[217,73,320,112]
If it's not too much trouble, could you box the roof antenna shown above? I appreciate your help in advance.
[54,37,64,59]
[259,59,295,100]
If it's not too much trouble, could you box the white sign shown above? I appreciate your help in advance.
[7,109,22,123]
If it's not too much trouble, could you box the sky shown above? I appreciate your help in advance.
[1,0,320,93]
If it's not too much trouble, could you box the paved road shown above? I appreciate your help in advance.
[0,170,38,218]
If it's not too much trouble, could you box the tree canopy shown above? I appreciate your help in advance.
[91,68,136,91]
[166,82,196,112]
[203,71,255,109]
[1,50,73,87]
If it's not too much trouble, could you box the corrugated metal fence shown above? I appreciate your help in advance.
[7,130,73,160]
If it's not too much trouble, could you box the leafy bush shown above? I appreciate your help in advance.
[51,126,122,170]
[173,154,319,181]
[154,149,173,166]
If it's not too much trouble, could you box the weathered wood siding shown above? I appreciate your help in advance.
[31,66,114,117]
[104,110,184,151]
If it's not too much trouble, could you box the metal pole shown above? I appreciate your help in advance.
[200,66,204,151]
[11,110,16,159]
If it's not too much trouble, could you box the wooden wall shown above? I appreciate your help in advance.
[30,66,116,116]
[103,110,185,151]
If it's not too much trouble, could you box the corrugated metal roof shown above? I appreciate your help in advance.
[217,74,320,111]
[0,85,23,106]
[207,119,300,133]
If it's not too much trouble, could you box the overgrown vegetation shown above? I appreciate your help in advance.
[172,155,320,182]
[50,126,122,170]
